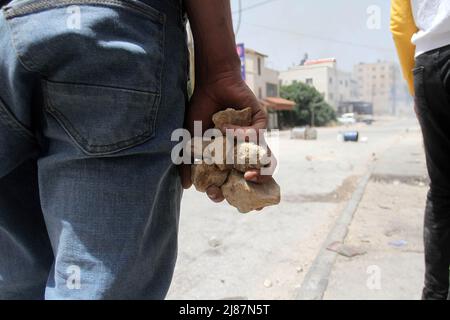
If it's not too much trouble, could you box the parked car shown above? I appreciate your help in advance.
[359,114,375,125]
[337,113,356,125]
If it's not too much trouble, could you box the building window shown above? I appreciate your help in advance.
[257,57,261,76]
[306,78,313,85]
[329,77,333,84]
[266,83,278,97]
[258,87,262,99]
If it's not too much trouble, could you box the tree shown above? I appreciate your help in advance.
[280,81,336,127]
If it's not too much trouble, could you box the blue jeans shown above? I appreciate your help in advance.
[0,0,188,299]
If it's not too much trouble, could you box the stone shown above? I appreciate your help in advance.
[190,108,281,213]
[234,142,271,173]
[204,139,271,173]
[187,137,211,160]
[203,136,234,171]
[212,107,252,129]
[326,241,366,258]
[221,170,281,213]
[263,279,273,288]
[208,236,222,248]
[191,163,230,193]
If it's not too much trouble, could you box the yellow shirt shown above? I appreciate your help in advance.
[390,0,419,96]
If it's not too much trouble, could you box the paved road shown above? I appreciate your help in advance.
[167,117,424,300]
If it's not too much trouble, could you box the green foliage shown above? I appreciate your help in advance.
[280,81,336,127]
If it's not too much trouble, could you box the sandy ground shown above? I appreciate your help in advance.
[167,118,425,300]
[324,129,428,300]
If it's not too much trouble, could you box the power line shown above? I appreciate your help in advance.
[235,0,242,36]
[232,0,281,14]
[246,23,394,52]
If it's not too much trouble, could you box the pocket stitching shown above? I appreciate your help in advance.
[44,81,160,154]
[413,66,424,75]
[413,66,428,116]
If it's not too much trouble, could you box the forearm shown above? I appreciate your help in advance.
[185,0,241,85]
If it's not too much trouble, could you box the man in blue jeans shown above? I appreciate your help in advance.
[0,0,269,299]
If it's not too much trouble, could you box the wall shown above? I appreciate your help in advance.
[244,50,280,99]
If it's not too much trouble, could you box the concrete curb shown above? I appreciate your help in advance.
[295,167,373,300]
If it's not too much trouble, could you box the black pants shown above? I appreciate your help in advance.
[414,45,450,300]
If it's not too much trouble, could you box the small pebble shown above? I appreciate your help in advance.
[208,237,222,248]
[263,279,273,288]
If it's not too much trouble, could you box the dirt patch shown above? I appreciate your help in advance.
[283,175,359,203]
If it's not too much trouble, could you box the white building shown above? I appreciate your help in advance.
[353,61,412,116]
[242,47,295,128]
[279,58,357,110]
[243,48,280,99]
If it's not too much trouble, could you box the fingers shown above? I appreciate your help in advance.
[206,185,225,203]
[243,149,278,184]
[244,169,275,184]
[179,164,192,189]
[179,165,225,204]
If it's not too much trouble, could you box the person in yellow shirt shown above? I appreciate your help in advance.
[391,0,450,300]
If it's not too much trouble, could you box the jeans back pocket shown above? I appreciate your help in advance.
[44,81,159,155]
[5,0,166,155]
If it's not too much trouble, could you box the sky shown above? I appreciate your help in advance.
[230,0,399,72]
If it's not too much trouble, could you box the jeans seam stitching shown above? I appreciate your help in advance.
[4,0,165,23]
[45,78,160,95]
[150,12,166,137]
[44,82,158,152]
[1,10,42,74]
[46,106,156,150]
[0,99,36,142]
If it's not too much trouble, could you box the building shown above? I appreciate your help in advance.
[241,46,295,128]
[353,61,412,116]
[243,48,280,100]
[279,58,357,110]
